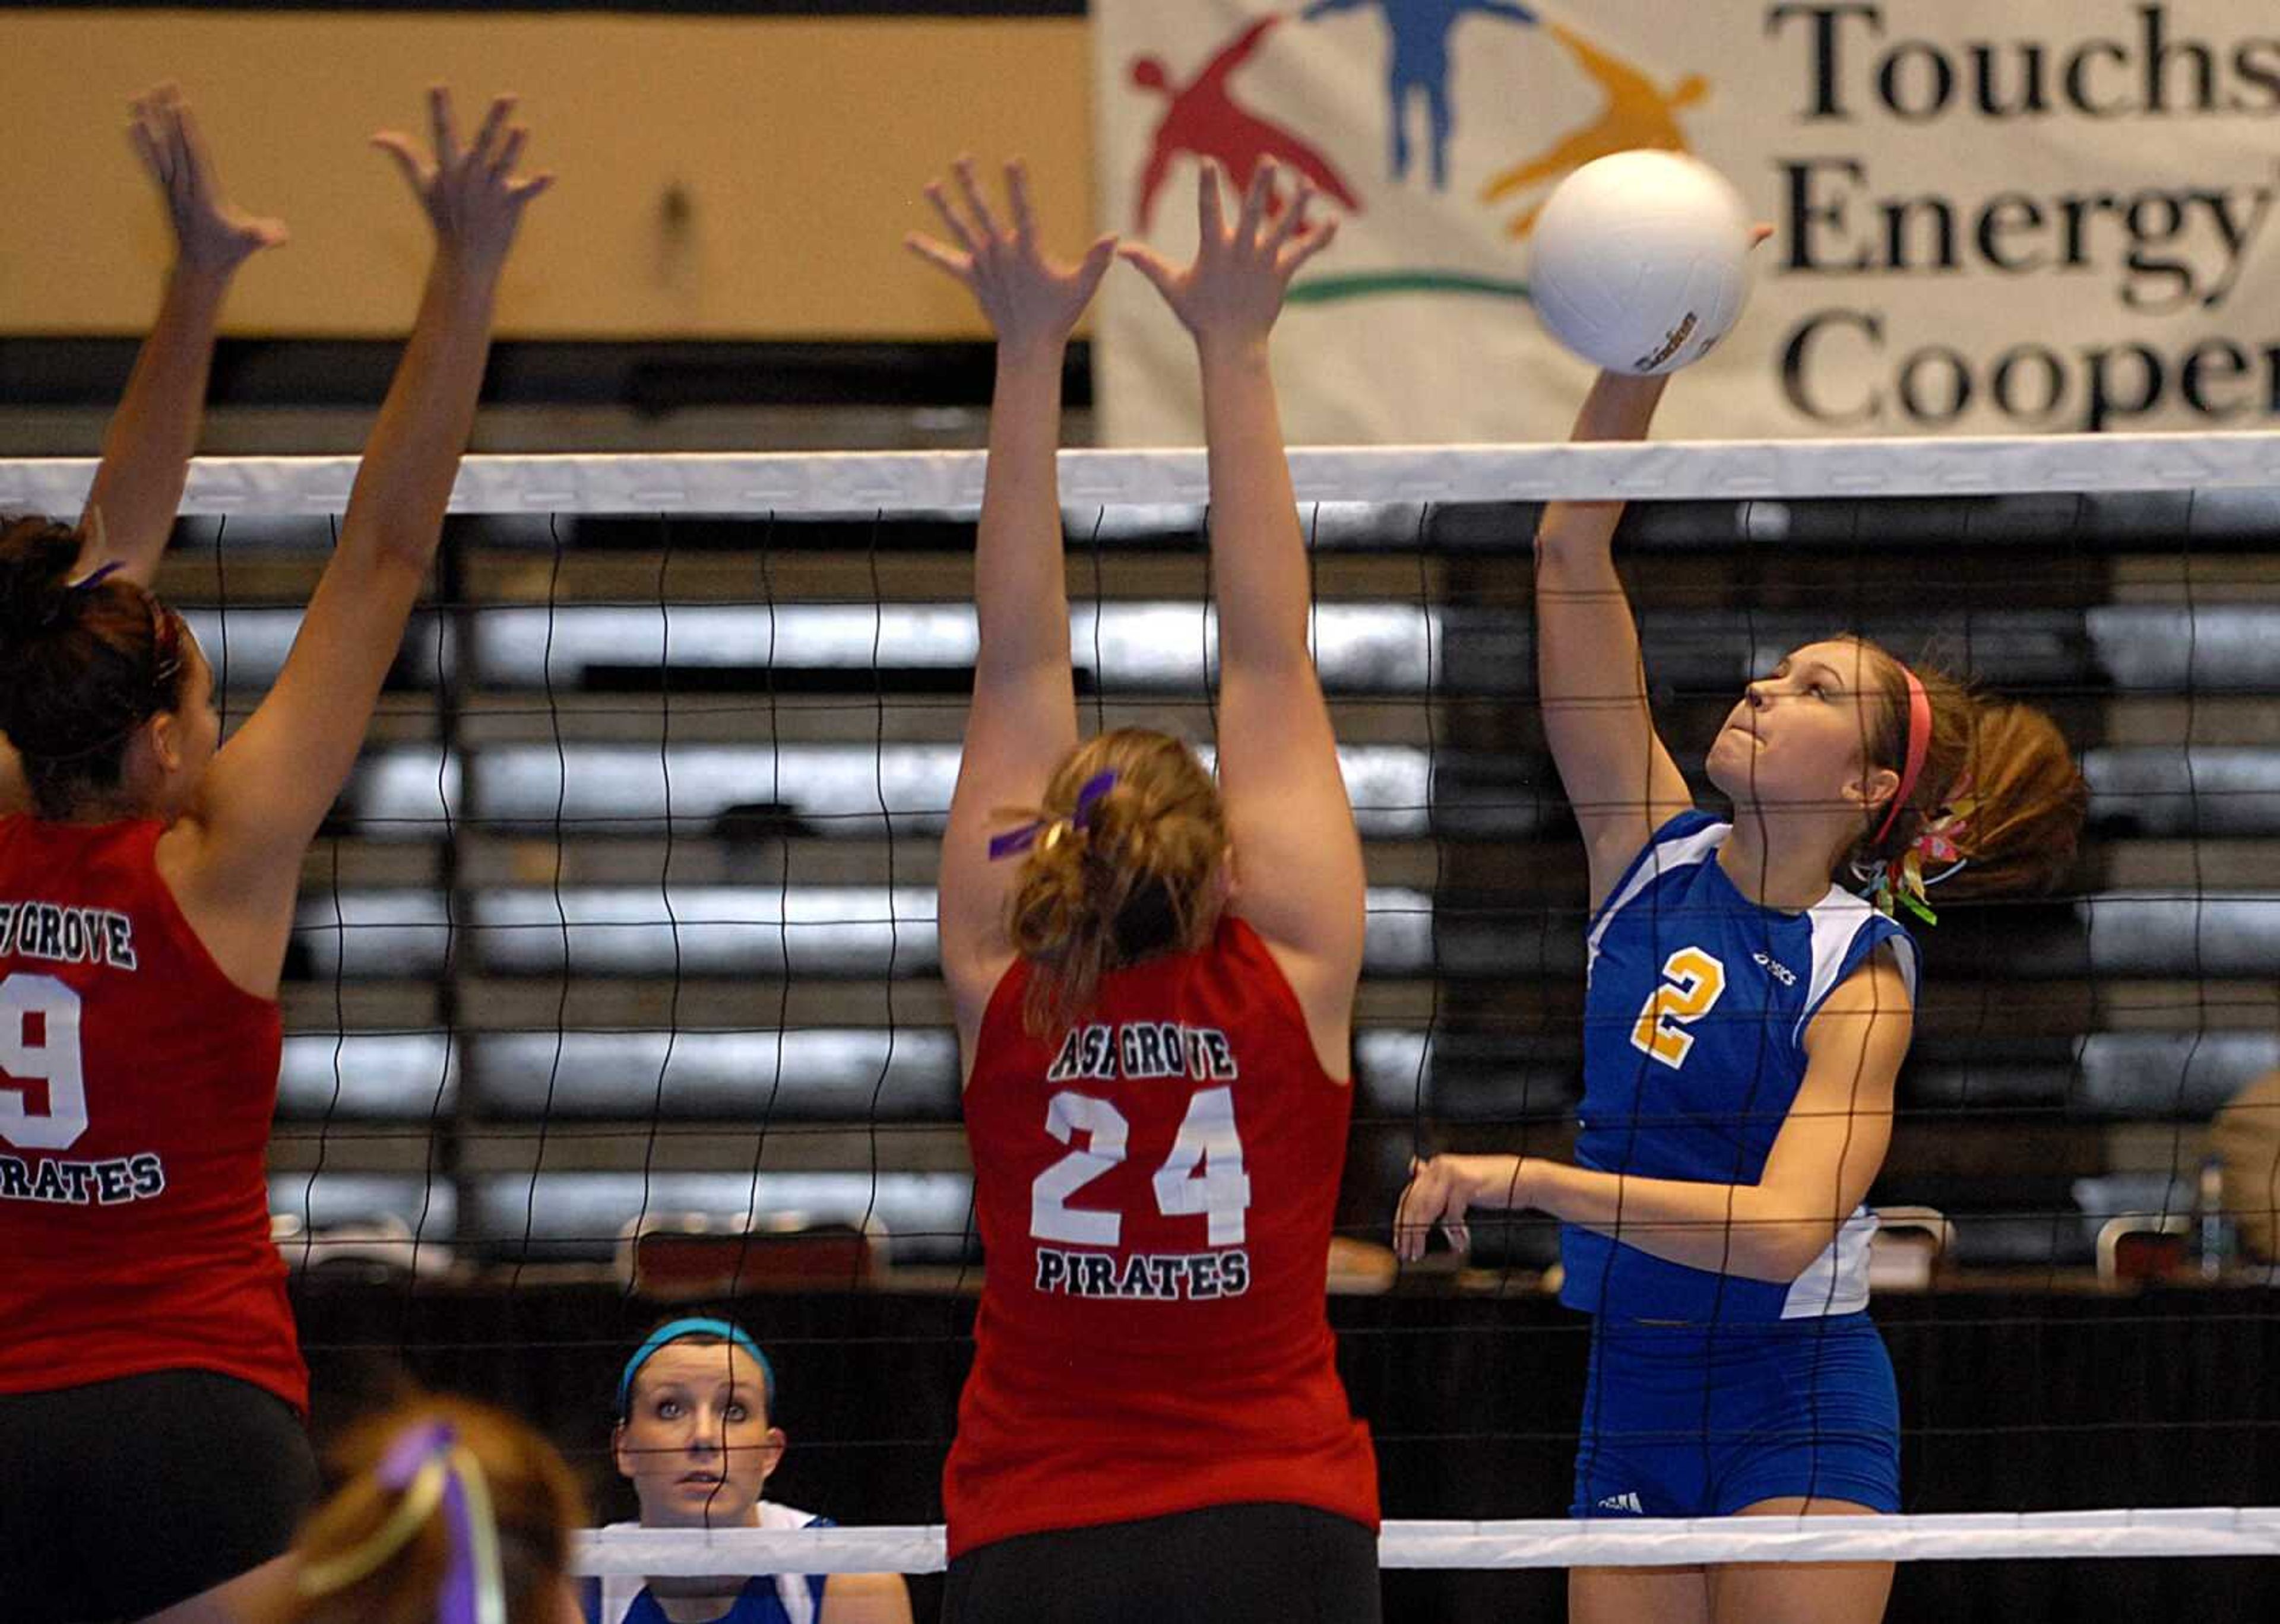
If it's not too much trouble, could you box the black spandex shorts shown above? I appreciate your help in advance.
[941,1502,1381,1624]
[0,1368,320,1623]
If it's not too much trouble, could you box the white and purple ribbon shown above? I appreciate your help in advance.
[986,769,1117,861]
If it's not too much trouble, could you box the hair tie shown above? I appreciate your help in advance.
[296,1419,506,1624]
[1869,666,1931,849]
[617,1317,778,1418]
[1865,786,1977,925]
[989,769,1118,861]
[33,560,126,628]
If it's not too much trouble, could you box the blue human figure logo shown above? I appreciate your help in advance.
[1302,0,1539,191]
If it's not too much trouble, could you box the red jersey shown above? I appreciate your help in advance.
[943,915,1378,1556]
[0,816,305,1412]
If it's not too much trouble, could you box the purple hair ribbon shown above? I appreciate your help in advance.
[987,769,1117,861]
[299,1419,505,1624]
[35,559,128,627]
[68,560,127,594]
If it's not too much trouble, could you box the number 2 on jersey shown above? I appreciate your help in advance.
[0,973,89,1150]
[1032,1087,1253,1247]
[1630,947,1727,1070]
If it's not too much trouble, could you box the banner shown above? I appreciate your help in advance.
[1091,1,2280,443]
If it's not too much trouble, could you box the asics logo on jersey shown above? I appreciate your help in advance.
[1752,950,1798,987]
[1595,1491,1645,1514]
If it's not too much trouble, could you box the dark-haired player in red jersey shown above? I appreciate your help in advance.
[0,87,549,1624]
[908,156,1377,1623]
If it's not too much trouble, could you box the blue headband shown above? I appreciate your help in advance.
[616,1318,777,1418]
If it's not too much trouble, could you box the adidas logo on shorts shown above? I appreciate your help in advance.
[1595,1492,1645,1514]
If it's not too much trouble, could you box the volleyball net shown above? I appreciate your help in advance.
[2,436,2275,1597]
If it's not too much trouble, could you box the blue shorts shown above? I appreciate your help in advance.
[1570,1312,1899,1518]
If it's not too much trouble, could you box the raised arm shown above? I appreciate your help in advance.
[1120,162,1358,1038]
[1397,951,1911,1274]
[169,90,547,973]
[1534,370,1695,912]
[80,84,286,582]
[910,159,1115,1041]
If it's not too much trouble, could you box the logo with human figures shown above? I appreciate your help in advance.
[1122,2,1712,306]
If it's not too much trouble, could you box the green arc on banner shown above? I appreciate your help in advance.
[1286,271,1535,306]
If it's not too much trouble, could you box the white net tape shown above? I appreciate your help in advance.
[7,431,2280,515]
[576,1509,2280,1575]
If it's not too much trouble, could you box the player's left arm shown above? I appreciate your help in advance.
[1399,949,1911,1277]
[909,160,1112,1044]
[1120,162,1359,1032]
[821,1571,915,1624]
[80,84,285,583]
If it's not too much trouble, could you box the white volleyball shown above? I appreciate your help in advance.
[1528,150,1755,376]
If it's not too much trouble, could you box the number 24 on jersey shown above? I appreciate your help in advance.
[1031,1086,1252,1247]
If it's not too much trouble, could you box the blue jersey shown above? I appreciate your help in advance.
[1560,811,1918,1324]
[581,1506,834,1624]
[615,1577,826,1624]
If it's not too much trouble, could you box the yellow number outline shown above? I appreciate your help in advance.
[1629,947,1727,1070]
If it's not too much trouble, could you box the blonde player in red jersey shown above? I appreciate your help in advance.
[0,87,547,1623]
[908,156,1378,1623]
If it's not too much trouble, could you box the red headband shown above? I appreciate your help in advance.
[1870,667,1931,848]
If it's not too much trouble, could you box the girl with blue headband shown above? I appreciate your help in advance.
[589,1318,910,1624]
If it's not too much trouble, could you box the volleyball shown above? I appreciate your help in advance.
[1527,150,1755,376]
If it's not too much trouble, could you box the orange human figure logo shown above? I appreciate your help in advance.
[1480,21,1708,238]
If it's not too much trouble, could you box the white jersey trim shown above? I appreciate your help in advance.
[1795,889,1920,1048]
[1585,819,1726,977]
[596,1503,825,1624]
[1781,1204,1879,1318]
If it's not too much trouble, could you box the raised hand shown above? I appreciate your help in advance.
[1118,158,1338,351]
[372,87,552,276]
[906,157,1117,359]
[128,83,287,275]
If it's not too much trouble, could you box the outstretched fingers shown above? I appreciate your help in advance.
[952,156,1005,246]
[1277,212,1340,280]
[467,94,515,173]
[1262,176,1316,254]
[370,131,431,196]
[924,180,981,258]
[126,108,170,189]
[1195,158,1228,247]
[427,84,461,167]
[489,125,530,183]
[1234,158,1277,249]
[904,231,973,285]
[1115,240,1182,304]
[375,86,549,259]
[1004,159,1037,245]
[172,97,221,194]
[1071,232,1119,301]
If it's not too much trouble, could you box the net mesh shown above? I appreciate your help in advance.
[4,442,2275,1609]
